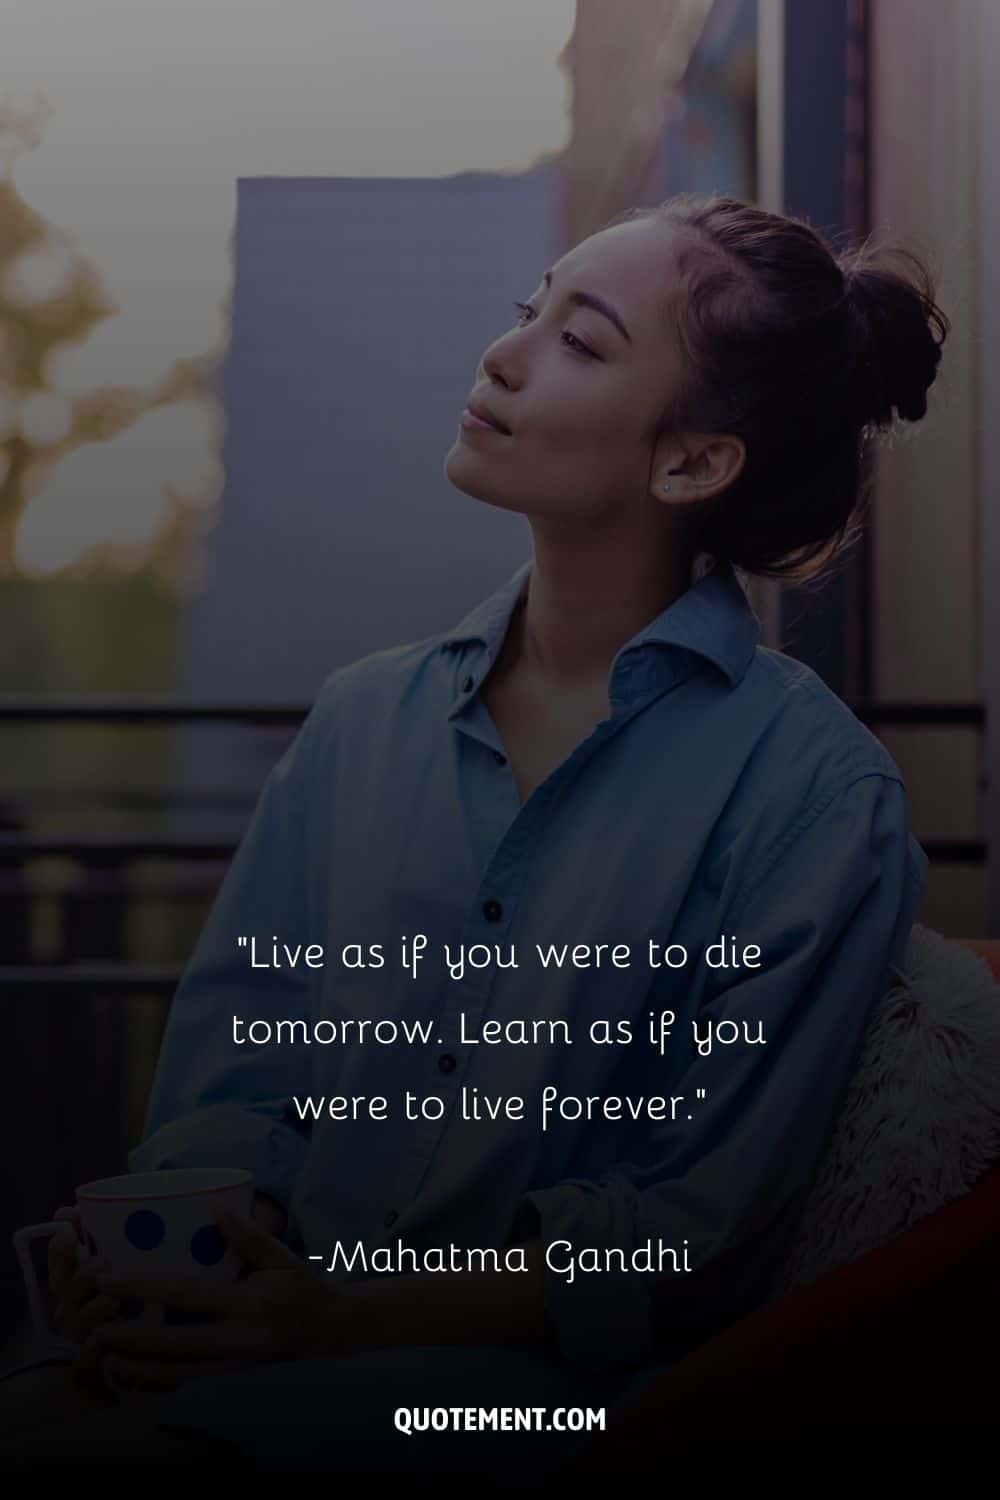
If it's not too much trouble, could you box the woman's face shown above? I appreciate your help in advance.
[444,216,689,524]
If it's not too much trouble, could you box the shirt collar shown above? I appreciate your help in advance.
[443,555,760,701]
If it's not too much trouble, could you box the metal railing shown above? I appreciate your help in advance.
[0,696,987,993]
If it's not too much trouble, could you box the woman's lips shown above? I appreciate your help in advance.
[461,408,503,432]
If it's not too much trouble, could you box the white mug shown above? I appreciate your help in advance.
[12,1167,255,1350]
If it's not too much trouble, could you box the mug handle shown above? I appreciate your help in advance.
[11,1222,77,1352]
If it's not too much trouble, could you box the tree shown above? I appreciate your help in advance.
[0,94,214,577]
[0,95,115,567]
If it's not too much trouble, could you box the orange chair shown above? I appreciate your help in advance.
[954,938,1000,981]
[568,937,1000,1466]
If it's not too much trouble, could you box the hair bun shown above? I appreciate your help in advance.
[842,250,949,427]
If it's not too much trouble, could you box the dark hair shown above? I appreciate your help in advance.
[609,195,950,580]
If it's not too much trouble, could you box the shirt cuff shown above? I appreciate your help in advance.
[128,1102,307,1211]
[512,1183,656,1373]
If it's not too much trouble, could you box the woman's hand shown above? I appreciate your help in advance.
[74,1209,360,1395]
[49,1192,287,1353]
[48,1207,120,1344]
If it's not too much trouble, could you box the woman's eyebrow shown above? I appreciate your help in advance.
[542,269,632,344]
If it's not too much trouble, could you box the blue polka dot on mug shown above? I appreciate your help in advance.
[75,1169,254,1284]
[15,1169,256,1345]
[125,1209,166,1251]
[190,1224,227,1266]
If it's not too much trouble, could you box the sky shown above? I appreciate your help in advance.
[5,1,575,568]
[8,0,575,388]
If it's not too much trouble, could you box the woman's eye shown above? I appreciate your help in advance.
[560,330,596,358]
[515,298,593,357]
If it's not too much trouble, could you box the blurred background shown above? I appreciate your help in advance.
[0,0,994,1343]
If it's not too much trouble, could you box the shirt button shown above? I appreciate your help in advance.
[482,899,503,922]
[384,1209,398,1228]
[492,750,507,765]
[438,1053,457,1074]
[461,675,474,692]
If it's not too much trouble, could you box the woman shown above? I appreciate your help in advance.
[18,195,946,1470]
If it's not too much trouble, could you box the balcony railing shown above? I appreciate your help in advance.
[0,696,986,994]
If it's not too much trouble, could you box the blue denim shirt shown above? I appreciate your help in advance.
[131,558,926,1371]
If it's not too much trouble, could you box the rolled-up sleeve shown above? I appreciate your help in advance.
[129,695,330,1210]
[513,772,927,1371]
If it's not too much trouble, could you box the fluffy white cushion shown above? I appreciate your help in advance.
[774,923,1000,1292]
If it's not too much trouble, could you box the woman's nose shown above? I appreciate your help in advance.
[480,331,523,392]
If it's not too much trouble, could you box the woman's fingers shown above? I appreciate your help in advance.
[94,1271,238,1312]
[47,1223,79,1289]
[72,1348,183,1398]
[76,1320,259,1390]
[59,1257,111,1314]
[251,1193,288,1238]
[72,1293,122,1338]
[51,1254,113,1339]
[86,1321,246,1361]
[103,1355,185,1394]
[216,1209,302,1271]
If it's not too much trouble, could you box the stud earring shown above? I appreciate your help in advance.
[661,481,672,494]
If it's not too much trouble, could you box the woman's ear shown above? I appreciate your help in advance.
[650,433,746,505]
